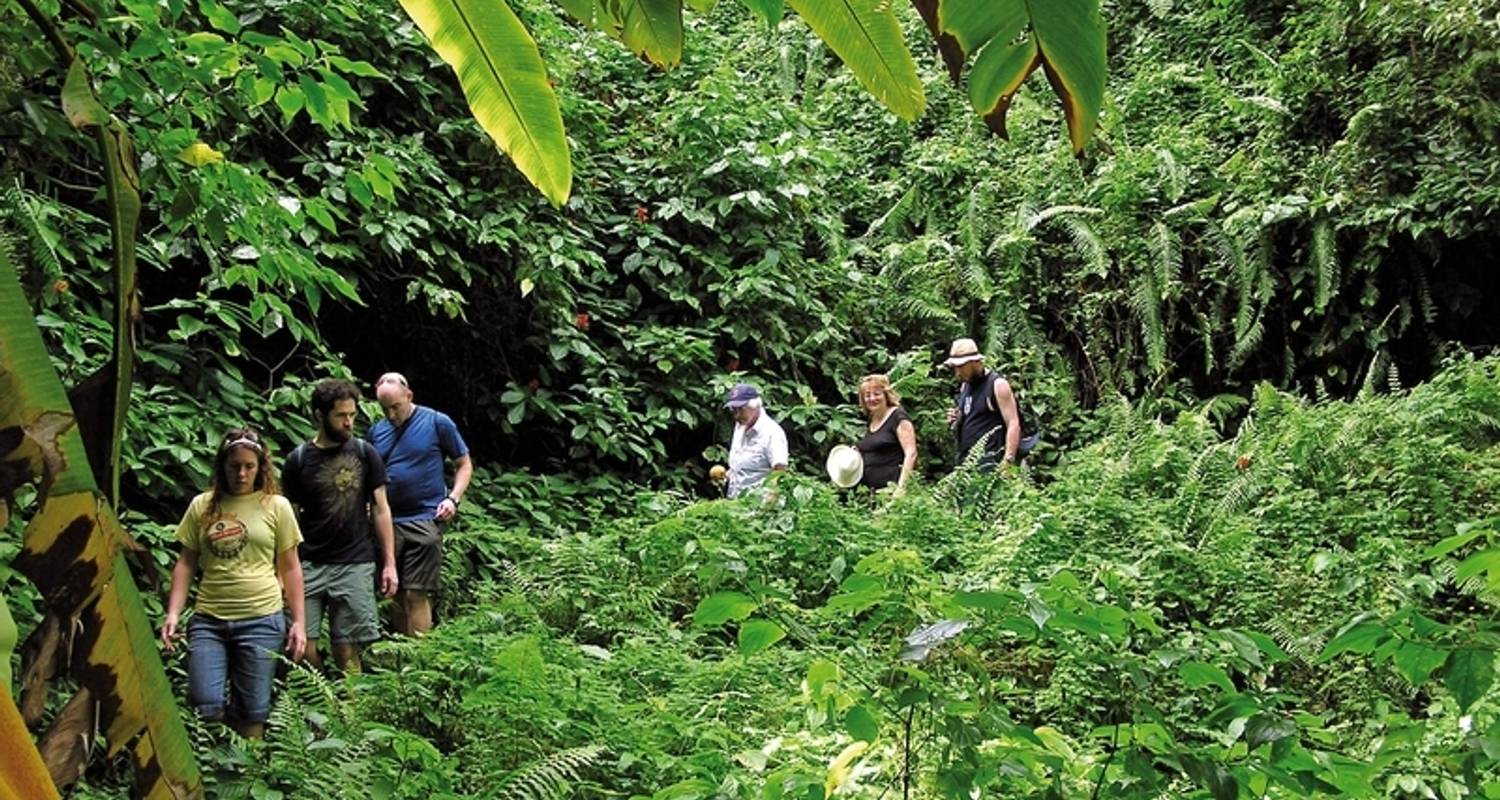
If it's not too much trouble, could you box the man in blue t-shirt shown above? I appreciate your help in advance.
[370,372,473,635]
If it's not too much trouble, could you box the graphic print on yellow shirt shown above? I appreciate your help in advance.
[176,491,302,620]
[205,516,248,559]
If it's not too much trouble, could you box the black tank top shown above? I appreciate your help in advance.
[956,371,1010,459]
[857,407,911,489]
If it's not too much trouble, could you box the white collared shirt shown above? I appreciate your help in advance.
[728,411,788,498]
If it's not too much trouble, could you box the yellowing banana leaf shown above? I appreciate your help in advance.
[0,683,60,800]
[1,594,15,692]
[926,0,1106,154]
[0,251,202,798]
[398,0,572,205]
[788,0,924,122]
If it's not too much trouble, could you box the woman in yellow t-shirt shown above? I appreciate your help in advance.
[160,428,306,738]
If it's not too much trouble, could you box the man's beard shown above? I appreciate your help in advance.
[321,422,352,443]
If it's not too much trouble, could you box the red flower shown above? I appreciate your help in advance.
[726,358,740,372]
[1235,454,1252,471]
[634,206,648,222]
[575,312,590,330]
[527,378,541,391]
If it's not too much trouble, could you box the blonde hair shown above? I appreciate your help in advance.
[858,374,901,416]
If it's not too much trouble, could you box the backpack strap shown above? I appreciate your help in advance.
[286,442,307,475]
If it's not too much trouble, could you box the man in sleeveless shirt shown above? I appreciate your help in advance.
[944,338,1027,470]
[371,372,472,636]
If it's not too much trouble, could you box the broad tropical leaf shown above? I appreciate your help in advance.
[61,56,141,506]
[399,0,572,205]
[737,618,786,654]
[926,0,1106,154]
[787,0,924,121]
[0,675,60,800]
[0,252,202,798]
[739,0,784,28]
[619,0,684,68]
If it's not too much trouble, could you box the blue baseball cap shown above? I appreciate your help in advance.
[724,383,760,409]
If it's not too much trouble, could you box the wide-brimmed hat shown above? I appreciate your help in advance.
[724,383,760,409]
[825,445,865,488]
[942,338,985,368]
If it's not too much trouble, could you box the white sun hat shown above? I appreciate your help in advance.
[825,445,865,488]
[942,337,985,367]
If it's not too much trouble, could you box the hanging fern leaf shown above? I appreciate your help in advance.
[1131,271,1166,373]
[1149,221,1182,295]
[1228,314,1264,371]
[1310,218,1337,313]
[1057,215,1109,277]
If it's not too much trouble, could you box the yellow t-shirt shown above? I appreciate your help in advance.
[176,491,302,620]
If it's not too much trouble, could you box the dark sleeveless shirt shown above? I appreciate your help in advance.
[857,407,912,489]
[956,371,1008,459]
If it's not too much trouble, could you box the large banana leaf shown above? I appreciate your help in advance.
[787,0,925,121]
[399,0,572,205]
[620,0,684,68]
[61,56,140,508]
[920,0,1106,154]
[1,681,60,800]
[1,249,201,797]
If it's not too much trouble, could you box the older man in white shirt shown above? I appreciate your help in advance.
[725,383,788,498]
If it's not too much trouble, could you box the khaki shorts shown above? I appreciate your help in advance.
[301,561,379,645]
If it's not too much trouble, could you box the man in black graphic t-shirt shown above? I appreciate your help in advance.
[283,379,397,671]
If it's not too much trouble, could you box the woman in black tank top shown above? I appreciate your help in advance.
[855,374,918,491]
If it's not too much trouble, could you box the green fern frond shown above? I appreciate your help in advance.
[1150,221,1182,294]
[1311,219,1337,313]
[1131,271,1166,373]
[777,41,797,97]
[491,745,606,800]
[1154,147,1187,201]
[863,184,919,239]
[1228,315,1264,371]
[1412,260,1438,324]
[801,35,826,97]
[1057,215,1110,277]
[0,182,65,279]
[1198,393,1249,426]
[1023,205,1102,232]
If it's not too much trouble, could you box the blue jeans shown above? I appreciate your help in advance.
[187,611,285,724]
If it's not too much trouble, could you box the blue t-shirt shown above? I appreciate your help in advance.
[368,405,469,523]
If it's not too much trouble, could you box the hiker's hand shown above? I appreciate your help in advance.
[285,621,307,661]
[946,407,958,427]
[379,563,399,597]
[160,615,180,652]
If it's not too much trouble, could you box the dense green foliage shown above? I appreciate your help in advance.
[2,0,1496,492]
[4,0,1500,796]
[91,355,1496,799]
